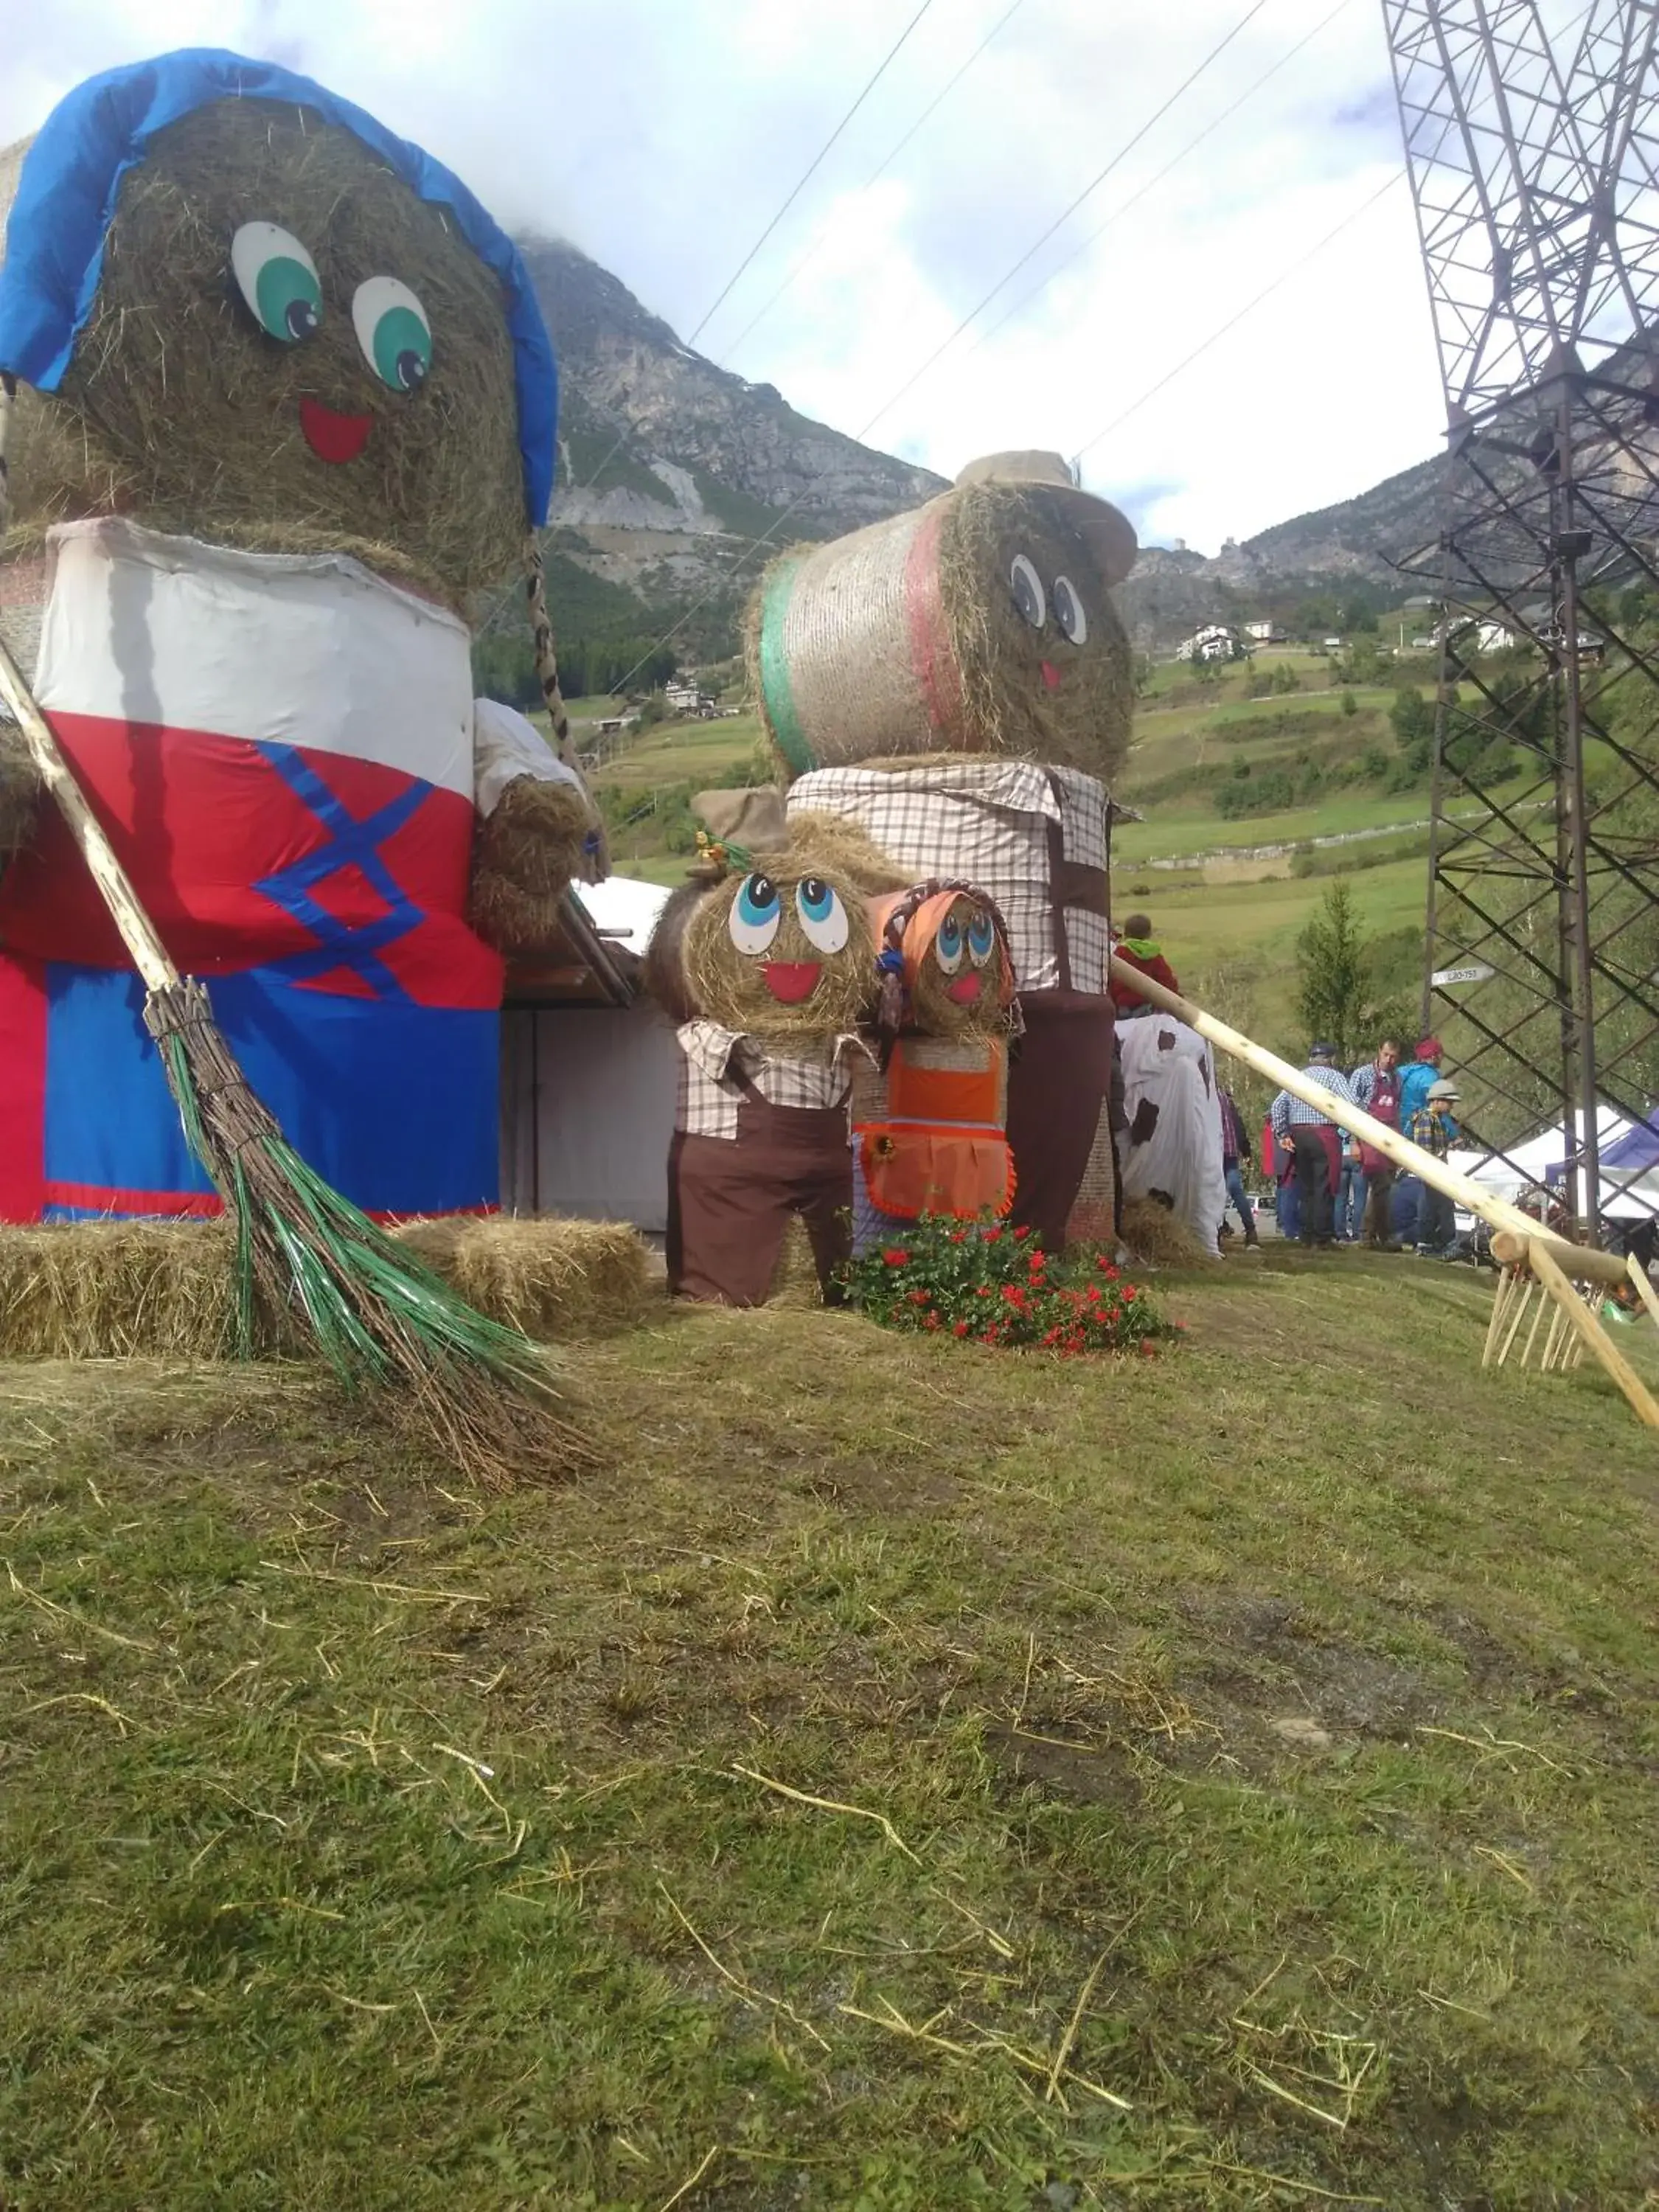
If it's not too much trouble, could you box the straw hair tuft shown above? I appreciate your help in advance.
[470,776,596,954]
[1121,1195,1218,1267]
[784,809,909,896]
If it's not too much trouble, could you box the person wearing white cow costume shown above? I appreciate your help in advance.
[1116,1010,1227,1257]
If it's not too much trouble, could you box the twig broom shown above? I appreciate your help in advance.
[0,630,594,1486]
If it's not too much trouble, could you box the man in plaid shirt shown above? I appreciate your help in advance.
[1269,1043,1355,1248]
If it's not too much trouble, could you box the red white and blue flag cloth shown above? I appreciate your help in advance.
[0,518,535,1222]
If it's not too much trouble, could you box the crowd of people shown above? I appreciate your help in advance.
[1109,910,1469,1260]
[1259,1035,1463,1254]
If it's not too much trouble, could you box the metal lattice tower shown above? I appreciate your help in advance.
[1384,0,1659,1237]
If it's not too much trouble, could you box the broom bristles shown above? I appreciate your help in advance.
[145,978,594,1486]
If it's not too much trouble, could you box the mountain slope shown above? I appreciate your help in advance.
[519,235,945,641]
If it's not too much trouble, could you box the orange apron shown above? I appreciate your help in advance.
[856,1039,1015,1222]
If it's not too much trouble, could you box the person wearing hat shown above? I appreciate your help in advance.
[1406,1077,1462,1256]
[1267,1043,1355,1249]
[1397,1035,1446,1135]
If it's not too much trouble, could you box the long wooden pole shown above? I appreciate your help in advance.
[1527,1237,1659,1427]
[1110,959,1629,1289]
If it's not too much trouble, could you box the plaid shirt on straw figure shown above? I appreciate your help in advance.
[675,1020,860,1142]
[788,760,1110,994]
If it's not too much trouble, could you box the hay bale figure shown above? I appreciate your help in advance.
[0,55,604,1222]
[751,453,1135,785]
[849,883,1019,1256]
[787,758,1119,1251]
[643,801,877,1307]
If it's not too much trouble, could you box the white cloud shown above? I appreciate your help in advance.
[0,0,1453,551]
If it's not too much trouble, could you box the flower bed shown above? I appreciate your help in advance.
[844,1214,1180,1356]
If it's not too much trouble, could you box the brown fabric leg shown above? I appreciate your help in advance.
[798,1166,853,1306]
[1006,990,1116,1249]
[667,1130,797,1305]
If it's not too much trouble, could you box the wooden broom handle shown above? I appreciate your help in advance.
[1109,956,1630,1289]
[0,629,178,994]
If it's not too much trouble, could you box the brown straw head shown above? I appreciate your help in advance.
[677,851,877,1043]
[6,100,524,603]
[870,881,1018,1047]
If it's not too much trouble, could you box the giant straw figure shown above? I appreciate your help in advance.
[0,52,602,1222]
[767,452,1136,1248]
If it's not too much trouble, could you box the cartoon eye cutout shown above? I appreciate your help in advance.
[352,276,434,393]
[795,877,849,954]
[967,908,998,967]
[1009,553,1046,630]
[1051,575,1088,647]
[232,223,323,343]
[934,911,966,975]
[729,872,782,956]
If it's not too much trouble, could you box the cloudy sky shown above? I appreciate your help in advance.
[4,0,1467,551]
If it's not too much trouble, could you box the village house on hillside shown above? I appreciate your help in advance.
[1175,622,1248,664]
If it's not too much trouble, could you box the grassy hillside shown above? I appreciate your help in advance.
[4,1261,1657,2208]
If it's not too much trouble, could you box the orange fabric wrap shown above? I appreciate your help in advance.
[859,1127,1015,1221]
[856,1040,1014,1221]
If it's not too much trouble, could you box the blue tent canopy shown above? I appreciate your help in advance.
[1596,1113,1659,1174]
[0,49,557,525]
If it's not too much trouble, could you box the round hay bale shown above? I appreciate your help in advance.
[750,477,1134,785]
[470,776,594,954]
[6,99,524,605]
[679,854,876,1043]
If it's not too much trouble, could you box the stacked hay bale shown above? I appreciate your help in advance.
[758,453,1138,1250]
[641,789,878,1307]
[0,1215,653,1357]
[0,57,603,1234]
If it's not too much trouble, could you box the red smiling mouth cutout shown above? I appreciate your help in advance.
[764,961,822,1003]
[1040,661,1062,691]
[946,973,982,1004]
[299,397,374,465]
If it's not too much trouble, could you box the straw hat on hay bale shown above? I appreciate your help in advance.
[748,451,1136,785]
[0,67,602,944]
[642,798,877,1043]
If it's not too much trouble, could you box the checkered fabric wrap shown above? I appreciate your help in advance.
[788,759,1111,994]
[676,1019,853,1141]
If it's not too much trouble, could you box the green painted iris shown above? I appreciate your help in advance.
[230,223,323,344]
[352,276,434,394]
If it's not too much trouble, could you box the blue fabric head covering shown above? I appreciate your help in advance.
[0,49,557,526]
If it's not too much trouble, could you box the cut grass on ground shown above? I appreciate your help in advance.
[3,1256,1657,2209]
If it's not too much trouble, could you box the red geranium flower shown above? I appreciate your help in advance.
[883,1248,911,1267]
[953,1320,971,1338]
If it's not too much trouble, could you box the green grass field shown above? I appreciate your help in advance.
[5,1259,1657,2208]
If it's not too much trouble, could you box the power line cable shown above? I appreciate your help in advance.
[717,0,1029,363]
[602,166,1411,699]
[858,0,1273,439]
[685,0,938,347]
[1074,166,1407,459]
[574,0,936,494]
[961,0,1357,363]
